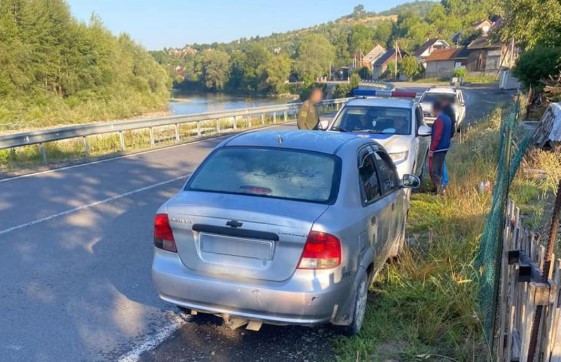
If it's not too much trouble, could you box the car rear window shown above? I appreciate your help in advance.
[186,147,340,204]
[331,106,412,135]
[421,93,455,104]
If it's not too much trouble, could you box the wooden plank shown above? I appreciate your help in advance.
[499,226,511,361]
[507,263,520,362]
[549,260,561,361]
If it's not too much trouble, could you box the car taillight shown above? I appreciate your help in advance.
[298,231,341,269]
[154,213,177,252]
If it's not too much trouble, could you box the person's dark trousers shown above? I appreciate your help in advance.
[429,151,447,194]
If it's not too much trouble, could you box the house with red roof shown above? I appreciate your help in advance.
[414,38,449,68]
[424,47,469,78]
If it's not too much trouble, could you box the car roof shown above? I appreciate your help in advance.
[222,130,373,155]
[343,97,416,109]
[425,87,458,95]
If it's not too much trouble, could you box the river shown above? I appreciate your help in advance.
[169,93,293,115]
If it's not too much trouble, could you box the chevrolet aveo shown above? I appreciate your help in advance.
[152,130,420,335]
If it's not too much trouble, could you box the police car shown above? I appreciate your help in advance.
[419,87,466,129]
[323,89,431,178]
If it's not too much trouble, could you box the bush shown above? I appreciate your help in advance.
[399,55,421,80]
[333,84,352,98]
[513,46,561,90]
[349,73,362,89]
[453,67,468,79]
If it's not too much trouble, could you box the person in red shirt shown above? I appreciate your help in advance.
[429,101,452,195]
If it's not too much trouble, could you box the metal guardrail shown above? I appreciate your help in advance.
[0,98,351,164]
[359,80,395,90]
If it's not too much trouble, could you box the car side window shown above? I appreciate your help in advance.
[374,151,399,195]
[358,149,381,204]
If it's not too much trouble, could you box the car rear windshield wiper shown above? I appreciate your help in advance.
[332,126,349,132]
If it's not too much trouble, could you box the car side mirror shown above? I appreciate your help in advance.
[401,174,421,189]
[418,125,432,137]
[318,120,329,131]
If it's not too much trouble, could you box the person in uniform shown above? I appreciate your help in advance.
[297,88,323,130]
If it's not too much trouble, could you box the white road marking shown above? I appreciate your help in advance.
[0,122,295,184]
[0,174,188,236]
[118,314,188,362]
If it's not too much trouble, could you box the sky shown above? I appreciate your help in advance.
[66,0,429,50]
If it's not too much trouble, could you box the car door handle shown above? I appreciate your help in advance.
[370,216,376,226]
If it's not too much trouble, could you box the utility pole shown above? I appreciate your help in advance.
[395,40,398,80]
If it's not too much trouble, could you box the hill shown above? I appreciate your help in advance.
[0,0,170,132]
[378,1,437,17]
[152,1,494,96]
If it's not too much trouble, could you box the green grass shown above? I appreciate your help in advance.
[333,106,558,361]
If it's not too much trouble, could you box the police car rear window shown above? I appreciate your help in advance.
[332,106,412,135]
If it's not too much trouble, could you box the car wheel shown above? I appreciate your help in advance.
[342,273,368,336]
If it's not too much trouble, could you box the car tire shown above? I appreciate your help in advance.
[341,273,368,336]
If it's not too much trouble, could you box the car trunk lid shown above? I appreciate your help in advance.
[166,192,329,282]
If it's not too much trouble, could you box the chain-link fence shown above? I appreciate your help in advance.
[475,99,534,347]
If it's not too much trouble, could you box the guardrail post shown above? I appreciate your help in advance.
[216,119,220,133]
[197,121,201,137]
[39,143,48,165]
[149,128,154,148]
[261,114,265,125]
[248,116,252,128]
[284,110,288,122]
[273,112,277,123]
[119,131,126,151]
[233,116,237,130]
[174,124,180,143]
[83,136,89,157]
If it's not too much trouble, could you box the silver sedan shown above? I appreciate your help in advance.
[152,130,419,335]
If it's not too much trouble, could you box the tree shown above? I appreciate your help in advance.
[498,0,561,49]
[399,55,421,79]
[387,60,398,79]
[294,34,335,84]
[374,20,393,45]
[352,4,366,19]
[264,54,291,94]
[349,73,361,89]
[200,50,230,90]
[349,25,375,55]
[357,66,372,80]
[513,46,561,90]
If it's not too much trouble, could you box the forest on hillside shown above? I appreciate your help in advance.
[0,0,170,132]
[151,0,495,96]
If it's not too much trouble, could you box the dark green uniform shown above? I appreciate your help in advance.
[297,100,319,130]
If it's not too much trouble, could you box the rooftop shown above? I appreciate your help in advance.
[374,49,398,67]
[414,38,447,56]
[468,36,502,49]
[426,48,460,62]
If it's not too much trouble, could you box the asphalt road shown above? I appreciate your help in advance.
[0,85,514,362]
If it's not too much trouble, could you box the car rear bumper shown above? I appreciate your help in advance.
[152,249,354,325]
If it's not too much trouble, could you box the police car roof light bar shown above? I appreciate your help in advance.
[352,89,416,98]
